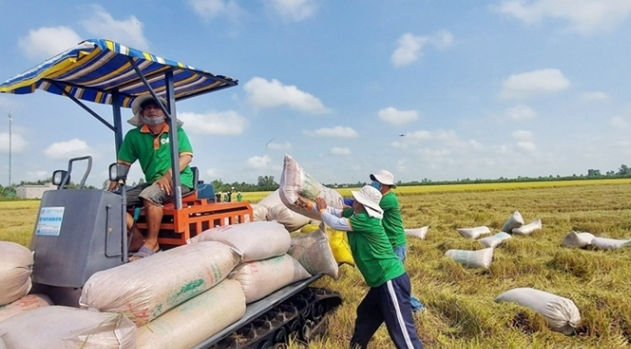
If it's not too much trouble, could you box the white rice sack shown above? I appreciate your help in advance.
[288,228,339,280]
[456,226,491,239]
[590,237,631,250]
[512,219,542,235]
[188,221,290,262]
[267,203,311,232]
[0,293,53,323]
[278,154,344,221]
[257,189,284,209]
[445,248,494,269]
[478,232,512,248]
[250,203,269,222]
[501,210,524,233]
[229,254,311,303]
[0,305,136,348]
[136,279,245,349]
[0,337,4,349]
[80,241,241,326]
[495,287,581,335]
[405,226,429,240]
[0,241,33,306]
[561,231,595,248]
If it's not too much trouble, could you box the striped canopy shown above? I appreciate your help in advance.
[0,38,238,108]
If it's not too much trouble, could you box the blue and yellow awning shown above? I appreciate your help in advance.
[0,38,238,108]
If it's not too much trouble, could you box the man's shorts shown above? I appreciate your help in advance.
[126,183,192,207]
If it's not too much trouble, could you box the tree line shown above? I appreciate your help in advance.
[2,164,631,198]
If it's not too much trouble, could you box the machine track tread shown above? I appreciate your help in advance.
[211,287,342,349]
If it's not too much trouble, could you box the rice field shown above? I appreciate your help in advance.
[2,179,631,348]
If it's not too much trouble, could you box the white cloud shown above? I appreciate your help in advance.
[391,31,454,67]
[512,130,533,140]
[0,133,27,153]
[500,69,570,99]
[517,141,536,152]
[506,104,537,120]
[378,107,418,126]
[244,77,330,114]
[304,126,358,138]
[493,0,631,35]
[610,116,628,129]
[178,110,247,135]
[44,139,93,159]
[205,168,220,178]
[18,26,82,60]
[246,155,271,169]
[80,5,150,51]
[267,141,292,150]
[581,91,609,102]
[189,0,242,20]
[267,0,318,22]
[330,147,351,156]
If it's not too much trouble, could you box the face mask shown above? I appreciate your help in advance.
[371,181,382,190]
[141,115,166,126]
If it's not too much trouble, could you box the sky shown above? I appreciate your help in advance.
[1,0,631,187]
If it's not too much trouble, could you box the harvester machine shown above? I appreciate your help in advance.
[0,39,341,348]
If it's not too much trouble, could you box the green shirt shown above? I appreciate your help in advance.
[348,211,405,287]
[381,191,407,248]
[118,125,194,188]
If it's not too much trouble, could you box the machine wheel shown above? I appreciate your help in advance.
[273,327,287,345]
[301,320,315,341]
[258,340,273,349]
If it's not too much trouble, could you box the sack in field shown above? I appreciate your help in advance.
[189,221,290,262]
[0,293,53,323]
[250,203,269,222]
[456,226,491,239]
[327,229,355,266]
[445,247,494,269]
[136,279,245,349]
[495,287,581,335]
[405,226,429,240]
[0,241,33,306]
[0,306,136,348]
[590,236,631,250]
[288,228,339,279]
[561,231,595,248]
[229,254,311,303]
[502,210,524,233]
[80,242,240,326]
[478,232,512,248]
[267,203,311,232]
[278,154,344,221]
[512,219,542,235]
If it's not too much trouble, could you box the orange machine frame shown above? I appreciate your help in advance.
[133,194,253,247]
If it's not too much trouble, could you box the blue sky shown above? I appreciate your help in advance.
[1,0,631,187]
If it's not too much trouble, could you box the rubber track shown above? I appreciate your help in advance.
[212,287,342,349]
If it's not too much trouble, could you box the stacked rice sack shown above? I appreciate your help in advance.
[252,189,312,232]
[190,221,312,304]
[0,242,54,323]
[0,242,136,348]
[79,241,243,349]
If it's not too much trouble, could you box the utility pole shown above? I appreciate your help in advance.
[8,111,12,187]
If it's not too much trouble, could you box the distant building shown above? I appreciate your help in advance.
[16,183,57,199]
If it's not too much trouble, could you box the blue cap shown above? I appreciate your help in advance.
[343,198,355,206]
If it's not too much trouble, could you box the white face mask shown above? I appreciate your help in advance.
[141,115,166,126]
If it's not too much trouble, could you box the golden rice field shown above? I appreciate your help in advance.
[2,179,631,348]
